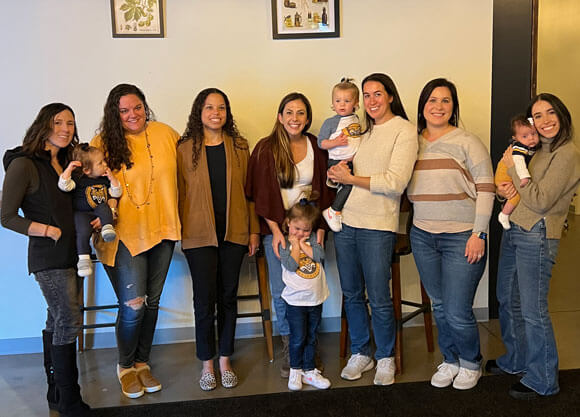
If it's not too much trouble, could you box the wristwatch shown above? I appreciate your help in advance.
[473,232,487,240]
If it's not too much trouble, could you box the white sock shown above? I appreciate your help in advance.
[78,254,91,261]
[498,212,511,230]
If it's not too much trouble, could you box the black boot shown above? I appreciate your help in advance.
[51,342,91,417]
[42,330,59,411]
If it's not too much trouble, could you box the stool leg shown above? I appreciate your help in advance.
[391,254,403,375]
[339,296,348,358]
[420,282,434,352]
[256,250,274,362]
[77,276,84,353]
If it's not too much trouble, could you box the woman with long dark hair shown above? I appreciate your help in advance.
[327,73,417,386]
[177,88,260,390]
[246,92,334,378]
[492,93,580,399]
[2,103,90,416]
[407,78,494,390]
[91,83,181,399]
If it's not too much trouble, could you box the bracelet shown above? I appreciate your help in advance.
[43,224,49,237]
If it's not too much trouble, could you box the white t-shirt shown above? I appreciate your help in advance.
[281,243,329,306]
[280,139,314,210]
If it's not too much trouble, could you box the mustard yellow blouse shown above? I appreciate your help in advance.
[91,121,181,266]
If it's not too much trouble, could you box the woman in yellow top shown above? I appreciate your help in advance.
[177,88,260,391]
[91,84,181,399]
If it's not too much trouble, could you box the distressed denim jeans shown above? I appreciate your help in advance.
[104,240,175,367]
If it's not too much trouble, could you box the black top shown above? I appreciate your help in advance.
[71,174,111,212]
[2,147,76,273]
[206,143,227,242]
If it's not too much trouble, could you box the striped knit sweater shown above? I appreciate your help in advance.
[407,128,495,234]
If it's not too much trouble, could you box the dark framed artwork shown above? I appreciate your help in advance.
[111,0,165,38]
[271,0,340,40]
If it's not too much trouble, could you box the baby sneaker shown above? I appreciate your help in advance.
[288,368,303,391]
[101,224,117,242]
[77,256,93,277]
[302,369,331,389]
[323,207,342,232]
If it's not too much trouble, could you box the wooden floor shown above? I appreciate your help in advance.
[1,215,579,417]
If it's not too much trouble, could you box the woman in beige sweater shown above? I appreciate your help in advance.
[327,73,417,386]
[177,88,260,391]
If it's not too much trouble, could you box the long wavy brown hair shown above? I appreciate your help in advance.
[97,84,154,171]
[263,92,312,189]
[22,103,79,164]
[178,88,247,170]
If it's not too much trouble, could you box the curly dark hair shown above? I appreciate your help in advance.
[178,88,247,170]
[22,103,79,164]
[97,83,155,171]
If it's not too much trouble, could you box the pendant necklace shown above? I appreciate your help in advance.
[122,128,154,209]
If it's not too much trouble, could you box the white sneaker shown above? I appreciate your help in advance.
[452,366,482,390]
[341,354,374,381]
[288,368,303,391]
[431,362,459,388]
[77,258,93,277]
[322,207,342,232]
[302,369,331,389]
[374,357,396,386]
[498,212,511,230]
[101,224,117,242]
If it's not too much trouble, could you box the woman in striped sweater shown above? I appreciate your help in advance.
[407,78,494,390]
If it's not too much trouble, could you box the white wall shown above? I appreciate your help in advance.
[0,0,493,351]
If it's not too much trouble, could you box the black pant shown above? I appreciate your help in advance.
[328,159,353,211]
[74,204,114,255]
[184,241,247,361]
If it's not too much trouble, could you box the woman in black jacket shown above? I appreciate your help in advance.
[1,103,90,417]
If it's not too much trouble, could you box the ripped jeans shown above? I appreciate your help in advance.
[104,240,175,368]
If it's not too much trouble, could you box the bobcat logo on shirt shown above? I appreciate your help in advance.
[342,122,361,138]
[297,252,320,279]
[85,185,108,209]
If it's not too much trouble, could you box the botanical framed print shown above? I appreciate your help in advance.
[271,0,340,40]
[110,0,165,38]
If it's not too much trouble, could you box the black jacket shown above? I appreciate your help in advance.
[2,147,76,273]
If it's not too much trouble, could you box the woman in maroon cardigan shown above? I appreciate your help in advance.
[246,92,334,377]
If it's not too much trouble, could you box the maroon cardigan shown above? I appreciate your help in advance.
[245,133,335,235]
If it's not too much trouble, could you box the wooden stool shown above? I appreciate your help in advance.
[237,245,274,361]
[78,250,274,361]
[339,195,434,374]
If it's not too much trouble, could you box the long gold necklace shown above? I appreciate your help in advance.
[122,128,154,209]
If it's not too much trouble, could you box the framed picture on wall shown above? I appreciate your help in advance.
[271,0,339,39]
[110,0,165,38]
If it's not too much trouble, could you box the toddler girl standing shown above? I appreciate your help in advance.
[279,198,331,391]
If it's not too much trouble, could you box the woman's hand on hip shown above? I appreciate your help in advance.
[248,233,260,256]
[465,234,485,264]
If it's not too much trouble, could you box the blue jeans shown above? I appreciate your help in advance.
[263,234,289,336]
[34,268,82,345]
[410,226,485,370]
[334,224,396,360]
[496,220,560,395]
[285,302,322,371]
[104,240,176,367]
